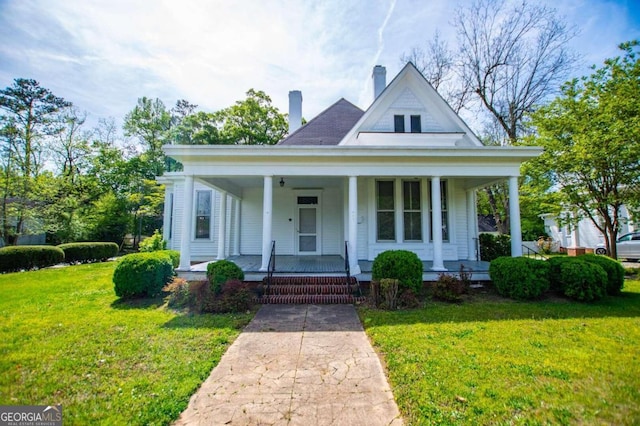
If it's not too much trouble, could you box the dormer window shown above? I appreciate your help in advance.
[394,115,405,133]
[393,114,421,133]
[410,115,421,133]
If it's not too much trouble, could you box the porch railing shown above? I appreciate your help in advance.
[522,244,548,261]
[266,240,276,294]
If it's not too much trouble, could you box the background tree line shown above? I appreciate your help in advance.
[0,85,287,247]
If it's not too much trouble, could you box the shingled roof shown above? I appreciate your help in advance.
[278,98,364,146]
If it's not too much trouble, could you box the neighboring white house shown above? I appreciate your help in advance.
[542,205,637,250]
[158,63,542,273]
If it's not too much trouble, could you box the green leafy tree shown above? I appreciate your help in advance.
[528,41,640,258]
[123,97,171,175]
[219,89,287,145]
[0,78,70,244]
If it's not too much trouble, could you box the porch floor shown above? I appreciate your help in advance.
[184,255,491,281]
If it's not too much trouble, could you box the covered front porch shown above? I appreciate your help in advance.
[178,254,491,282]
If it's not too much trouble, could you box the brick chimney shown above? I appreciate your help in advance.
[288,90,302,133]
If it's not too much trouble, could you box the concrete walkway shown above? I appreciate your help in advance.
[174,305,403,425]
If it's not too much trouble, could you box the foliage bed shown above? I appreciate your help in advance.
[57,242,119,263]
[0,262,253,424]
[479,233,511,262]
[359,279,640,425]
[0,245,65,273]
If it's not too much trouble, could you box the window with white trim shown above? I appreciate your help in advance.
[195,190,211,239]
[403,181,422,241]
[376,180,395,241]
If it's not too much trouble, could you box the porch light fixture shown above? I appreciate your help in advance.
[279,177,285,187]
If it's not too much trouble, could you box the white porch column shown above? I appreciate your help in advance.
[178,175,194,271]
[431,177,446,271]
[466,189,478,261]
[217,192,227,259]
[232,198,240,256]
[162,186,172,245]
[509,176,523,257]
[260,176,273,271]
[348,176,361,274]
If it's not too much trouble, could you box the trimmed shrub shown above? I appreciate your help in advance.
[489,257,550,300]
[580,254,625,295]
[371,250,423,293]
[206,260,244,295]
[113,252,174,299]
[560,261,607,302]
[139,229,167,252]
[547,256,585,292]
[479,233,511,262]
[203,279,254,313]
[57,242,119,263]
[0,245,65,273]
[157,250,180,268]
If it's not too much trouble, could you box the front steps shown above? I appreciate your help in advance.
[261,276,366,304]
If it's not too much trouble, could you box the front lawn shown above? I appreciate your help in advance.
[360,280,640,425]
[0,262,253,425]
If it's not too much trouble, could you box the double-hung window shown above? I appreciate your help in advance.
[403,181,422,241]
[195,190,211,239]
[376,181,395,241]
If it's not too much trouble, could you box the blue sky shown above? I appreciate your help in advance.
[0,0,638,132]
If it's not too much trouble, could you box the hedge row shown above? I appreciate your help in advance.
[57,242,119,263]
[490,254,625,302]
[0,246,65,273]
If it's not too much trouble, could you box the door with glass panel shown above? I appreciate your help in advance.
[296,196,320,254]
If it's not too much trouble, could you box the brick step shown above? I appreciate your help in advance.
[261,294,367,304]
[267,284,354,295]
[265,276,358,286]
[260,276,362,304]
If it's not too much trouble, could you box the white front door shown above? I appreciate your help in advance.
[296,195,321,254]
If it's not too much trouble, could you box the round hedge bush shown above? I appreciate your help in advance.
[559,260,607,302]
[371,250,423,293]
[113,252,174,299]
[547,256,585,292]
[489,256,550,300]
[0,245,65,273]
[579,254,625,295]
[206,260,244,294]
[57,242,119,263]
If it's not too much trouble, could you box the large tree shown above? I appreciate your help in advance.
[404,0,577,235]
[123,97,171,175]
[0,79,70,244]
[528,41,640,259]
[219,89,288,145]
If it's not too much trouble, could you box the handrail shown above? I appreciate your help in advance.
[345,241,362,297]
[522,244,548,261]
[344,240,351,291]
[266,240,276,295]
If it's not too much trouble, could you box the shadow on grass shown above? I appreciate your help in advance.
[359,286,640,327]
[162,311,254,330]
[110,295,166,310]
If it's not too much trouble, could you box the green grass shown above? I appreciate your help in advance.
[360,280,640,425]
[0,262,253,425]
